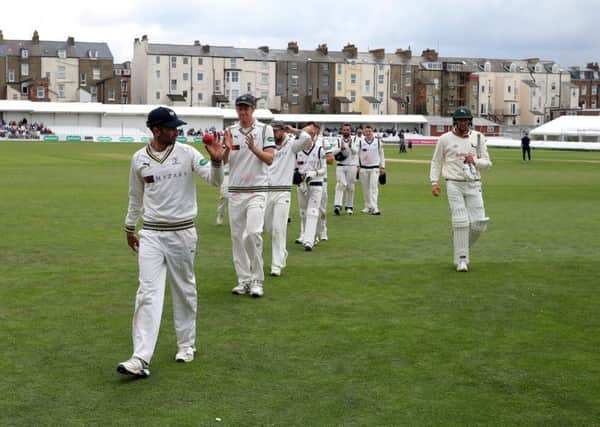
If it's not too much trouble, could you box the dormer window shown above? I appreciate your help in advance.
[535,63,543,73]
[57,49,66,59]
[509,63,517,72]
[87,49,99,58]
[484,62,491,72]
[21,49,29,58]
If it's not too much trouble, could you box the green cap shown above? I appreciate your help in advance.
[453,107,473,119]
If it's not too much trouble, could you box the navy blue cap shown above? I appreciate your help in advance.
[271,120,286,130]
[235,94,256,106]
[146,107,187,129]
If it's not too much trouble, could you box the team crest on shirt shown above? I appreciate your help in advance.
[171,157,180,165]
[199,158,209,166]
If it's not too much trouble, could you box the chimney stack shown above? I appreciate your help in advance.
[202,45,210,53]
[259,45,269,53]
[317,43,328,55]
[141,34,148,42]
[421,48,438,62]
[369,48,385,60]
[193,40,200,46]
[67,36,75,46]
[395,47,412,60]
[342,43,358,59]
[32,30,40,44]
[287,41,299,54]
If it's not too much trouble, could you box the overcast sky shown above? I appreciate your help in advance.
[4,0,599,67]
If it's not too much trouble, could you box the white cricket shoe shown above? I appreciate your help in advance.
[270,267,281,277]
[232,282,250,295]
[117,356,150,378]
[320,233,328,241]
[456,261,469,272]
[175,347,196,363]
[361,207,370,214]
[250,281,264,298]
[346,207,353,216]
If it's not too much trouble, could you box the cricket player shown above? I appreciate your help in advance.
[264,121,315,276]
[332,123,359,216]
[118,106,224,378]
[215,162,229,225]
[295,122,327,251]
[430,107,492,272]
[317,135,334,241]
[222,94,275,297]
[358,125,385,215]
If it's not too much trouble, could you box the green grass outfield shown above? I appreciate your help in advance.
[1,142,599,426]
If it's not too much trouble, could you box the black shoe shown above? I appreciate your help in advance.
[334,206,341,216]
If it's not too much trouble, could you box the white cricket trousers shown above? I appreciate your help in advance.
[334,165,356,208]
[446,180,489,265]
[297,183,323,246]
[264,191,291,271]
[132,227,198,364]
[359,168,380,211]
[318,180,328,238]
[216,174,229,219]
[228,192,267,284]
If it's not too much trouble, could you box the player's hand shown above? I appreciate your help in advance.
[431,183,441,197]
[245,133,256,151]
[284,125,296,134]
[127,233,139,252]
[464,153,475,164]
[380,167,386,175]
[222,129,233,151]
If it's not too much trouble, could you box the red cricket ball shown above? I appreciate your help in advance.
[202,133,213,144]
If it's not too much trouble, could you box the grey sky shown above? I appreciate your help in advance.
[5,0,599,67]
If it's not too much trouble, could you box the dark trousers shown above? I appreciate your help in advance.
[522,146,531,161]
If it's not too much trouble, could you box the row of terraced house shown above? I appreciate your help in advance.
[1,31,600,127]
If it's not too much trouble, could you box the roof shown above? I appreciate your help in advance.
[272,113,428,125]
[0,39,112,59]
[334,96,352,103]
[530,115,600,137]
[362,96,381,104]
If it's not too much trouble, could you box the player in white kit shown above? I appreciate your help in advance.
[295,122,327,251]
[317,136,334,241]
[222,94,275,297]
[264,121,314,276]
[430,107,492,272]
[118,107,224,378]
[332,123,359,216]
[358,125,386,215]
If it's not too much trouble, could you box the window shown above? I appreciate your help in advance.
[535,64,543,73]
[260,90,268,101]
[350,74,356,84]
[232,89,240,100]
[37,87,45,99]
[58,84,65,98]
[378,74,384,84]
[511,103,516,114]
[289,62,298,71]
[581,86,587,96]
[551,82,556,91]
[337,64,342,75]
[509,63,517,72]
[592,86,597,95]
[247,82,252,93]
[8,69,15,82]
[291,93,300,104]
[307,83,312,96]
[593,101,597,108]
[171,79,177,91]
[290,75,299,86]
[230,58,237,68]
[261,73,268,85]
[21,49,29,58]
[484,62,491,72]
[21,63,29,76]
[406,94,411,104]
[90,86,97,96]
[21,84,28,96]
[365,79,371,91]
[81,72,87,85]
[197,92,203,101]
[87,50,98,58]
[232,71,239,83]
[378,91,384,101]
[404,76,411,86]
[215,80,221,93]
[197,57,203,66]
[183,73,189,81]
[156,91,160,100]
[155,56,160,64]
[321,75,329,86]
[321,93,329,104]
[171,56,177,68]
[481,86,485,94]
[392,82,398,94]
[337,80,342,91]
[182,90,187,98]
[321,63,328,71]
[379,64,384,71]
[192,72,200,82]
[91,67,100,80]
[262,62,268,70]
[58,49,66,59]
[120,80,127,93]
[156,70,160,79]
[108,87,115,100]
[350,90,356,102]
[58,66,66,80]
[183,57,188,65]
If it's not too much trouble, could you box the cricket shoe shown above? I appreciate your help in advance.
[361,207,370,213]
[175,347,196,363]
[456,261,469,272]
[303,243,313,252]
[216,214,223,225]
[346,207,353,215]
[249,281,264,298]
[232,282,250,295]
[117,356,150,378]
[334,205,341,216]
[320,233,328,241]
[371,210,381,216]
[270,267,281,277]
